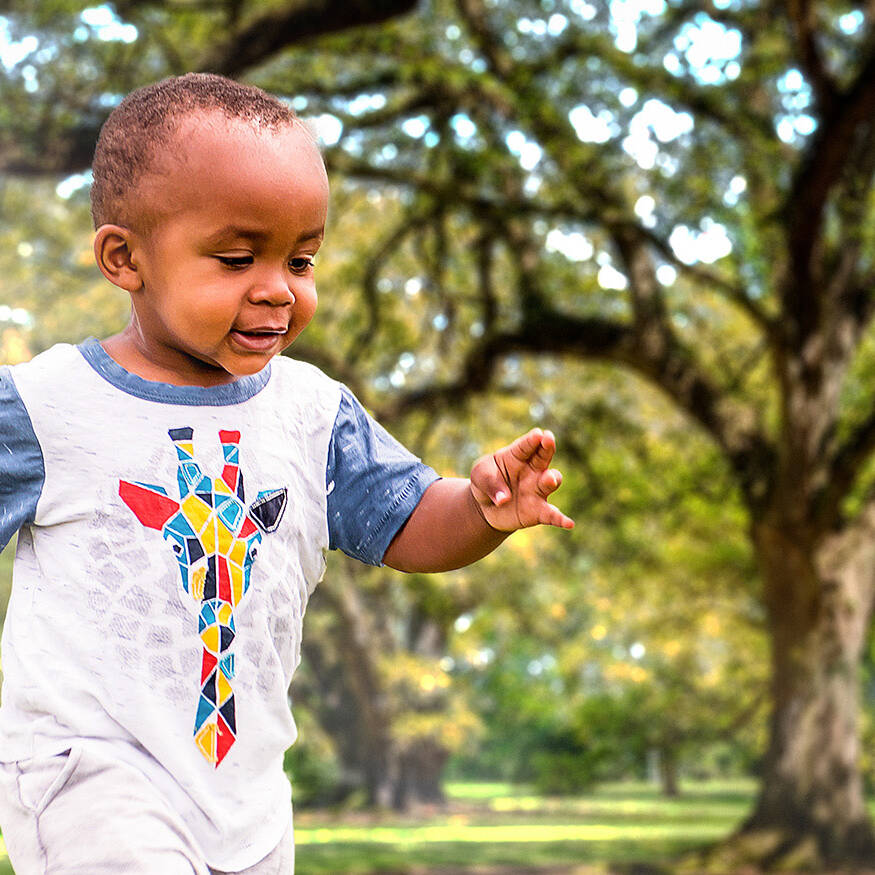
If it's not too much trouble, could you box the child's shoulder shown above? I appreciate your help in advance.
[4,340,86,393]
[7,340,82,374]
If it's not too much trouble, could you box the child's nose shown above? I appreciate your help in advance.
[248,272,295,306]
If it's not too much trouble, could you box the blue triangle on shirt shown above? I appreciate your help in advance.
[195,694,215,731]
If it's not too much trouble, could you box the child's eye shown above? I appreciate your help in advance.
[216,255,253,269]
[288,257,315,274]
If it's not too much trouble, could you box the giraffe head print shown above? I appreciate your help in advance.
[119,428,287,767]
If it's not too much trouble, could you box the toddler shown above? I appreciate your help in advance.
[0,73,572,874]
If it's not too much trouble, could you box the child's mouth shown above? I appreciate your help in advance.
[230,329,285,351]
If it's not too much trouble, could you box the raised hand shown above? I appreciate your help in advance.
[469,428,575,533]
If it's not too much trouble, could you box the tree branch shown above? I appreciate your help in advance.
[324,153,590,222]
[269,69,400,100]
[784,47,875,333]
[611,222,668,330]
[634,223,777,336]
[336,141,777,344]
[379,309,774,505]
[453,0,513,79]
[377,314,632,420]
[474,228,498,334]
[0,2,419,177]
[537,29,774,143]
[818,402,875,527]
[198,0,420,77]
[350,205,441,361]
[785,0,838,112]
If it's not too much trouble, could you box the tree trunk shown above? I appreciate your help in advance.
[314,573,404,808]
[659,745,680,798]
[298,604,402,808]
[395,738,449,809]
[736,517,875,867]
[313,568,454,811]
[362,731,401,809]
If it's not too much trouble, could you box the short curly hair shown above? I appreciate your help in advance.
[90,73,300,229]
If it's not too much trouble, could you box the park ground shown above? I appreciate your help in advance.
[4,777,864,874]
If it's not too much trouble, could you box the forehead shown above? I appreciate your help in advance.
[137,111,328,228]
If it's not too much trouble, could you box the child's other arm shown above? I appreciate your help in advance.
[382,429,574,573]
[0,368,45,550]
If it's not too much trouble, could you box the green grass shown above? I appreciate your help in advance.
[0,779,758,873]
[0,836,11,875]
[289,779,757,873]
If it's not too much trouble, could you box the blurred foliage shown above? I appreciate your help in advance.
[283,707,346,808]
[0,179,127,352]
[442,367,766,793]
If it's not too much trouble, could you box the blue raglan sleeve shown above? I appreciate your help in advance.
[0,366,45,550]
[326,385,440,566]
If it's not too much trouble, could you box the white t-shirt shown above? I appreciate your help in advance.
[0,339,438,870]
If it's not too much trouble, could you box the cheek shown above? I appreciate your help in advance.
[290,288,318,334]
[179,285,240,325]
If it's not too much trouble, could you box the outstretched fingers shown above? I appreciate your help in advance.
[533,468,574,528]
[536,468,563,498]
[472,428,575,531]
[508,428,556,471]
[540,502,575,529]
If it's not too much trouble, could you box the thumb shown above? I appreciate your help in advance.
[470,455,511,506]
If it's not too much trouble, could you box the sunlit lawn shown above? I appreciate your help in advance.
[9,777,864,873]
[291,780,756,873]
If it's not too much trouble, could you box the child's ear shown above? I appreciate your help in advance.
[93,225,142,292]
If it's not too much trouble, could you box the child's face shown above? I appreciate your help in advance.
[121,113,328,384]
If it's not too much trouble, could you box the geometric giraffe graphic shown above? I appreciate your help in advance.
[119,428,287,767]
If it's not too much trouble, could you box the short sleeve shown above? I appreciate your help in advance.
[0,366,45,549]
[326,386,440,566]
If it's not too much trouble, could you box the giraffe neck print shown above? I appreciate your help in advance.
[119,428,287,767]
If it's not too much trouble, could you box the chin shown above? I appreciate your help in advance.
[225,358,273,377]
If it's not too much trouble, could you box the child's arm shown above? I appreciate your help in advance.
[382,428,574,573]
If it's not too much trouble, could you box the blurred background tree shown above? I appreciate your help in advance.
[2,0,875,869]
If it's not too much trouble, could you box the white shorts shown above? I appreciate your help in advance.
[0,744,294,874]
